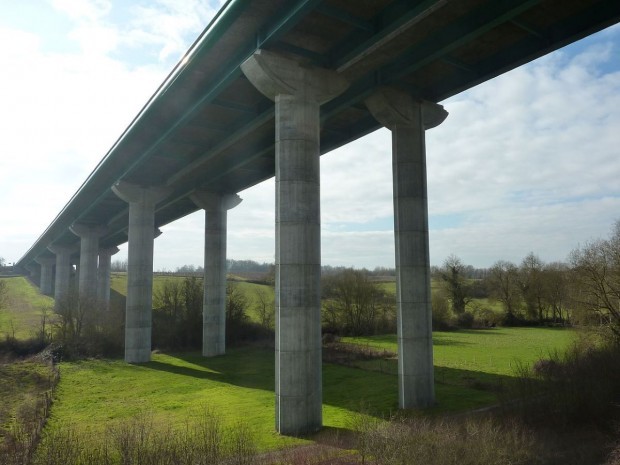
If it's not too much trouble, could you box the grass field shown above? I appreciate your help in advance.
[4,275,577,454]
[0,276,53,340]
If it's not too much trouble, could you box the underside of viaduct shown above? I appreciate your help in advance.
[16,0,620,435]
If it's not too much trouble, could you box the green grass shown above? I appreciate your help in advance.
[341,327,576,410]
[343,327,575,377]
[3,275,578,452]
[47,349,385,450]
[0,277,53,340]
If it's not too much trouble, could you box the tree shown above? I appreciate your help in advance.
[488,260,521,321]
[322,268,394,335]
[570,221,620,338]
[518,252,546,322]
[254,288,274,330]
[439,255,471,314]
[226,282,249,326]
[543,262,570,323]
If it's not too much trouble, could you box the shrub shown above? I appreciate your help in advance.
[34,409,256,465]
[353,415,543,465]
[456,311,474,329]
[504,336,620,429]
[431,292,452,330]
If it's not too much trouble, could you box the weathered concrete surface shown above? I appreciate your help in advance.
[190,192,242,357]
[98,246,119,307]
[112,181,170,363]
[242,50,348,435]
[35,256,55,296]
[366,87,447,409]
[48,244,76,308]
[70,223,107,302]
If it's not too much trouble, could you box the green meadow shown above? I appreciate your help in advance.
[3,275,576,452]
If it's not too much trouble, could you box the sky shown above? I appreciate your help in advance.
[1,1,619,271]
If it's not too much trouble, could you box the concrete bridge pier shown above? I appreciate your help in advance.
[98,246,120,308]
[70,224,107,304]
[48,244,75,308]
[35,256,55,296]
[112,181,170,363]
[190,192,242,357]
[242,50,348,435]
[366,88,447,409]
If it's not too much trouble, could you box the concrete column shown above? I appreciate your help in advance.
[35,256,55,296]
[48,244,76,308]
[98,246,120,307]
[70,224,106,303]
[190,192,242,357]
[366,88,447,409]
[112,181,170,363]
[242,50,348,435]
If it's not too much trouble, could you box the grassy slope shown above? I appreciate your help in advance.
[0,359,54,437]
[0,276,53,339]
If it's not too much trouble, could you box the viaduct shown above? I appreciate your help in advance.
[15,0,620,435]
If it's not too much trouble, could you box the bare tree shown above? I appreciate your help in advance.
[254,288,274,330]
[322,268,393,335]
[488,260,522,321]
[519,252,546,322]
[543,262,570,323]
[570,221,620,338]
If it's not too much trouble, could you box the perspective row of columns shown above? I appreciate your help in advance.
[37,241,120,308]
[29,48,447,437]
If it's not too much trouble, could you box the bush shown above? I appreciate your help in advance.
[431,292,452,330]
[34,410,256,465]
[353,415,543,465]
[504,336,620,429]
[455,311,474,329]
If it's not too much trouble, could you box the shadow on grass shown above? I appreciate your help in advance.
[141,347,514,418]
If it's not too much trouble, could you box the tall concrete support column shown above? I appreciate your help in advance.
[190,192,242,357]
[48,244,75,307]
[98,247,120,307]
[242,50,348,435]
[366,88,447,409]
[112,181,170,363]
[70,224,106,302]
[35,257,55,296]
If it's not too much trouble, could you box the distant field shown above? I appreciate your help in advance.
[0,276,53,339]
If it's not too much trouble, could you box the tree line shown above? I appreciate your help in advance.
[99,220,620,346]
